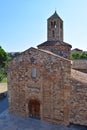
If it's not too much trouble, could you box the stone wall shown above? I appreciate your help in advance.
[7,47,71,125]
[38,44,71,59]
[70,69,87,125]
[72,59,87,73]
[47,17,63,41]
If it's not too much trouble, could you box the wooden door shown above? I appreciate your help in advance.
[29,99,40,119]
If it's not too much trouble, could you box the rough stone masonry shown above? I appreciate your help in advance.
[7,11,87,126]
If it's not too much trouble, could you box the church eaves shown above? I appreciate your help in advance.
[37,40,72,48]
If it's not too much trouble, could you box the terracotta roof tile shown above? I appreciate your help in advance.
[71,69,87,84]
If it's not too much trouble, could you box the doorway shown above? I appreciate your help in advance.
[29,99,40,119]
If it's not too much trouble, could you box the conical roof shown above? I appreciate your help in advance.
[48,11,62,21]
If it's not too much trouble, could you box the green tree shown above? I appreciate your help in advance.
[80,52,87,59]
[0,46,8,81]
[0,46,8,68]
[71,52,80,59]
[71,52,87,59]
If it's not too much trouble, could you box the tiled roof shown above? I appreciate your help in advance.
[71,69,87,84]
[72,48,82,51]
[37,40,72,47]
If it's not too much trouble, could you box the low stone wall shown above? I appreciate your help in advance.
[70,69,87,125]
[72,59,87,73]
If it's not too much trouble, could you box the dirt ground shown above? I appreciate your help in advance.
[0,83,7,93]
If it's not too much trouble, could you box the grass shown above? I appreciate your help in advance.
[0,73,7,83]
[1,77,7,83]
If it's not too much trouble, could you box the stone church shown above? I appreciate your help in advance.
[8,11,87,126]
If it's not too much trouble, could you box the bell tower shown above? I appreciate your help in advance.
[47,11,63,41]
[37,11,72,59]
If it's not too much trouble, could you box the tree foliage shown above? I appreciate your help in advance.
[71,52,87,59]
[0,46,8,67]
[0,46,8,81]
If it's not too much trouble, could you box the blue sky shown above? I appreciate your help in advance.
[0,0,87,52]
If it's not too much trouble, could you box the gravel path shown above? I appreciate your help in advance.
[0,97,8,114]
[0,110,87,130]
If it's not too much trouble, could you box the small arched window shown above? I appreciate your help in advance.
[32,68,37,78]
[54,21,56,28]
[51,22,53,27]
[52,30,55,37]
[51,21,56,28]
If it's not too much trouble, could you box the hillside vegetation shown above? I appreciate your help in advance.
[71,52,87,59]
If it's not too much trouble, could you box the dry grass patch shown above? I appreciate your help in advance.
[0,83,7,93]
